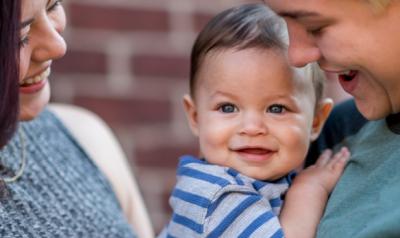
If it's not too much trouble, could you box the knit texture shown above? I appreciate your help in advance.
[0,109,136,238]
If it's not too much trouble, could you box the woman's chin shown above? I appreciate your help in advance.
[19,84,50,121]
[19,106,46,121]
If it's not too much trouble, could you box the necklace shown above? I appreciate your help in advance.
[0,126,27,183]
[1,126,26,183]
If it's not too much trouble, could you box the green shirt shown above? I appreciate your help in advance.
[317,119,400,238]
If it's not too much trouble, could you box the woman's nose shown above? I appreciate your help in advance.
[287,23,321,67]
[33,12,67,62]
[239,113,268,136]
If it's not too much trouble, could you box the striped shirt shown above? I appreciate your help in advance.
[159,155,294,238]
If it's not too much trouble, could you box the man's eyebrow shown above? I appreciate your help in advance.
[278,10,320,19]
[20,18,34,28]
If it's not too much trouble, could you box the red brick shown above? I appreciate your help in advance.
[135,144,198,168]
[193,12,215,32]
[52,50,107,74]
[161,189,173,219]
[68,3,170,32]
[132,54,189,79]
[74,96,172,125]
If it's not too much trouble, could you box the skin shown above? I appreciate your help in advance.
[264,0,400,120]
[184,48,330,180]
[19,0,67,121]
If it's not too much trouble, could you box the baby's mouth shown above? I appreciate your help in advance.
[236,148,271,154]
[234,147,275,162]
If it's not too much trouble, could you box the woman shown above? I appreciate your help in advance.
[0,0,153,237]
[264,0,400,237]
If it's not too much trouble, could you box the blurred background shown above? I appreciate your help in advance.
[52,0,350,234]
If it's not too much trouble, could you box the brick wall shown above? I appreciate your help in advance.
[52,0,350,234]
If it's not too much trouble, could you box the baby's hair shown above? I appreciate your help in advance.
[303,63,326,109]
[190,3,286,98]
[190,3,325,104]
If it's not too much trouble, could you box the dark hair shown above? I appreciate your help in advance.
[0,0,21,148]
[190,3,325,103]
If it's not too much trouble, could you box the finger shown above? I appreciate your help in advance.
[329,147,350,170]
[316,149,333,166]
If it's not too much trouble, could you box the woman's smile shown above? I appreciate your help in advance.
[19,67,51,94]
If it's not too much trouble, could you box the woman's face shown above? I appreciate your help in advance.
[264,0,400,120]
[19,0,67,121]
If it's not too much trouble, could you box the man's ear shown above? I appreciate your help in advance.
[310,98,333,141]
[183,94,199,137]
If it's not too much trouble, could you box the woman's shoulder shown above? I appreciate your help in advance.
[48,103,111,139]
[47,103,126,176]
[48,103,126,163]
[48,103,154,238]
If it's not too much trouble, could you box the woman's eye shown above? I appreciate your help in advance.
[47,0,63,12]
[218,103,237,113]
[268,104,286,114]
[19,35,30,47]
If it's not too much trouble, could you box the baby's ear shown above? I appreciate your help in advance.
[310,98,333,141]
[183,94,199,136]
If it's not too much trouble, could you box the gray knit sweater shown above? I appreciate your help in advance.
[0,109,137,238]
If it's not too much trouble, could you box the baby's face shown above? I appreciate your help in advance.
[185,48,318,180]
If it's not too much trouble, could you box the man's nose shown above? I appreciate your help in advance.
[287,23,321,67]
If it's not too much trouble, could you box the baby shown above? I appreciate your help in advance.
[159,4,349,238]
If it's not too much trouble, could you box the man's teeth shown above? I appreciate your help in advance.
[340,70,357,77]
[342,70,352,75]
[20,68,51,86]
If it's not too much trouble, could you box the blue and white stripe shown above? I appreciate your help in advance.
[159,155,292,238]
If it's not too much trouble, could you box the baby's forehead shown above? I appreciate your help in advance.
[196,48,317,98]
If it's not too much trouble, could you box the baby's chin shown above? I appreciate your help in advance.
[241,168,285,181]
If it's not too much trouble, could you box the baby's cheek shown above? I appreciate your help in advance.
[284,127,310,156]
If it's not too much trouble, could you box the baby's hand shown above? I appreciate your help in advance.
[293,147,350,196]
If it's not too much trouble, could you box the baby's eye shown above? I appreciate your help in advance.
[267,104,286,114]
[218,103,237,113]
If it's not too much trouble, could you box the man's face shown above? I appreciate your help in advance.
[264,0,400,120]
